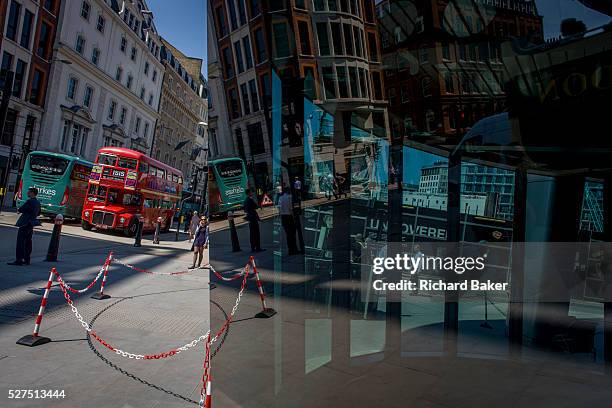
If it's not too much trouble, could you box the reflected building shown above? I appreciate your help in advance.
[377,0,543,143]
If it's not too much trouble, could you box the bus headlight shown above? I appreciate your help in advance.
[120,217,125,224]
[84,211,90,218]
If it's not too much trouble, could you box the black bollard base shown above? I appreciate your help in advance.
[91,293,111,300]
[209,283,217,289]
[16,334,51,347]
[44,257,58,262]
[254,308,277,319]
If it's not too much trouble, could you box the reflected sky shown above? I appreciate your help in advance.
[535,0,611,38]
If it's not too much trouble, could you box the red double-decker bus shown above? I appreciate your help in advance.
[81,147,183,236]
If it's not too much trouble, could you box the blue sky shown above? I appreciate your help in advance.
[147,0,207,76]
[535,0,611,38]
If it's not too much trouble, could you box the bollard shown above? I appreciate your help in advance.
[228,211,241,252]
[16,268,56,346]
[91,252,112,300]
[133,215,144,247]
[45,214,64,262]
[153,216,161,244]
[250,257,277,318]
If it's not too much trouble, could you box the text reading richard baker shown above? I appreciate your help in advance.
[371,254,508,292]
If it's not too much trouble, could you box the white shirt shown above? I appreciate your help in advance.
[278,193,293,215]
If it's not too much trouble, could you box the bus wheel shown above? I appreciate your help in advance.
[124,220,138,237]
[82,220,93,231]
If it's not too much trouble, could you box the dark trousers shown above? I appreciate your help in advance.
[249,220,261,251]
[16,225,34,263]
[281,214,298,254]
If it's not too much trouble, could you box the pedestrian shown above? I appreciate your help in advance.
[190,216,209,269]
[244,188,264,252]
[8,187,41,266]
[274,181,282,205]
[278,187,298,255]
[327,172,335,200]
[189,211,199,242]
[293,177,302,202]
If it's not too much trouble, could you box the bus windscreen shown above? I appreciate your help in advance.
[30,155,69,176]
[216,161,243,178]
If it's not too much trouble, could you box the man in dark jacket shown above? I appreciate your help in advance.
[9,187,41,266]
[243,188,263,252]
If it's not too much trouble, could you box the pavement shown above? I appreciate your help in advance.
[1,203,612,407]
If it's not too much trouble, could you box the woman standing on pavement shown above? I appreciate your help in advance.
[190,216,209,269]
[189,211,199,242]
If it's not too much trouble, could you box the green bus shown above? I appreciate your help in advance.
[17,151,94,219]
[208,158,248,215]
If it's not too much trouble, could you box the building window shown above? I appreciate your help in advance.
[67,77,78,100]
[126,74,133,89]
[108,100,117,120]
[228,88,240,119]
[148,94,153,106]
[138,87,144,100]
[29,69,44,105]
[215,6,228,37]
[316,23,330,56]
[247,122,265,155]
[81,1,90,20]
[76,35,86,54]
[228,0,238,31]
[442,42,450,60]
[371,71,382,99]
[115,66,123,81]
[37,22,51,59]
[120,36,127,52]
[20,10,34,49]
[343,24,354,56]
[421,77,432,97]
[144,122,149,139]
[254,28,267,63]
[135,117,141,134]
[242,36,253,69]
[322,66,336,99]
[91,48,100,65]
[250,0,261,16]
[348,66,358,98]
[248,79,259,112]
[44,0,55,12]
[97,14,105,33]
[240,83,250,115]
[298,21,312,55]
[144,61,150,75]
[234,41,245,74]
[152,70,157,82]
[131,47,137,61]
[13,60,27,98]
[418,46,428,64]
[119,107,127,125]
[221,46,234,78]
[367,32,378,62]
[444,71,455,93]
[260,73,271,110]
[337,66,348,98]
[330,23,343,55]
[6,1,21,41]
[238,0,247,25]
[83,85,93,108]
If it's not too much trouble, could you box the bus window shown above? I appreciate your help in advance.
[149,166,157,176]
[30,155,69,176]
[157,169,165,179]
[87,184,107,202]
[107,189,120,204]
[166,172,173,181]
[215,160,243,178]
[118,157,137,170]
[71,163,92,181]
[178,176,183,184]
[172,174,179,183]
[139,162,149,174]
[97,154,117,166]
[123,193,142,206]
[162,200,172,209]
[144,198,154,208]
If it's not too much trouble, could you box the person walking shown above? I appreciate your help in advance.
[190,216,209,269]
[293,177,302,203]
[8,187,41,266]
[278,187,298,255]
[244,188,263,252]
[189,211,199,242]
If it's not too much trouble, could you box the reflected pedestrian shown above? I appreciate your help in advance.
[190,216,209,269]
[278,187,298,255]
[8,187,41,266]
[244,188,263,252]
[293,177,302,202]
[189,211,199,242]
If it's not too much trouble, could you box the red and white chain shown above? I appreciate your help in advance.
[60,264,107,294]
[112,257,189,276]
[207,264,247,282]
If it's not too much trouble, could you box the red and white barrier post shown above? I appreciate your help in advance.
[249,257,277,318]
[16,268,56,347]
[204,374,212,408]
[92,251,112,300]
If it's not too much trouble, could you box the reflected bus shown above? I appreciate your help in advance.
[17,151,93,219]
[208,158,248,216]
